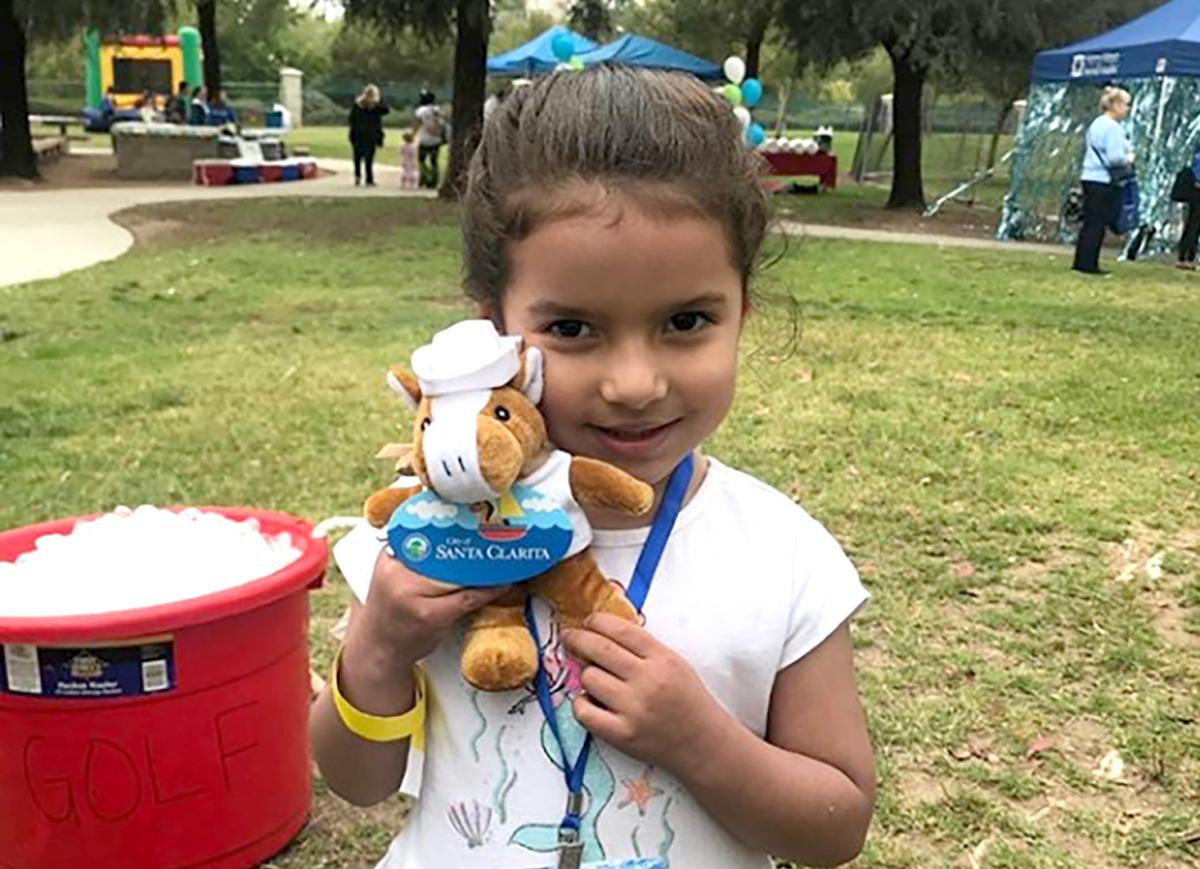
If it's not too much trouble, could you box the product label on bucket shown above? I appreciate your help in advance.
[1,636,176,699]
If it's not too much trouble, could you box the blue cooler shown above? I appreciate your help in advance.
[233,162,262,184]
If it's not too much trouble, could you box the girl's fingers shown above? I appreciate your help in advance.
[580,612,658,657]
[441,585,515,618]
[572,693,629,744]
[563,627,644,678]
[577,663,628,709]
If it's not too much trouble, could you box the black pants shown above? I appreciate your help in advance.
[1180,202,1200,262]
[1073,181,1119,273]
[418,143,441,189]
[353,142,377,184]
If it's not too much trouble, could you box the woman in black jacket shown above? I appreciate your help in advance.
[348,84,389,187]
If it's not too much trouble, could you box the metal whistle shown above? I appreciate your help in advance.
[557,791,585,869]
[556,830,584,869]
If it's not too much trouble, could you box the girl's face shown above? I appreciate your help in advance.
[496,192,744,489]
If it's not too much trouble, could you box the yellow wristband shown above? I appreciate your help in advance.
[331,646,427,746]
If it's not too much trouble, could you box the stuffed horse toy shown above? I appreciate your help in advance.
[363,320,654,692]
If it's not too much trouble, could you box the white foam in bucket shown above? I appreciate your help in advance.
[0,506,302,618]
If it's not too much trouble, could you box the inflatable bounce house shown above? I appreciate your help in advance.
[83,27,202,121]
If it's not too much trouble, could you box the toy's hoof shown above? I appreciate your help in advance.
[462,626,538,691]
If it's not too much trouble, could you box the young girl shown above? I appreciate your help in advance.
[311,66,874,868]
[400,131,420,191]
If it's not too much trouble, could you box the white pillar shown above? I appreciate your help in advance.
[279,67,304,128]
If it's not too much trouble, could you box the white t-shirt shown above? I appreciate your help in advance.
[339,457,868,869]
[414,104,445,147]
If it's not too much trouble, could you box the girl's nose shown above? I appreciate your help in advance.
[599,353,669,410]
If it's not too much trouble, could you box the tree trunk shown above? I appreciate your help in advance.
[0,0,36,179]
[439,0,488,201]
[744,22,766,81]
[197,0,222,99]
[886,47,925,210]
[986,98,1014,170]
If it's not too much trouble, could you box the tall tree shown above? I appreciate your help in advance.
[619,0,779,79]
[971,0,1161,168]
[567,0,614,42]
[778,1,989,210]
[1,0,168,179]
[196,1,222,98]
[345,0,489,200]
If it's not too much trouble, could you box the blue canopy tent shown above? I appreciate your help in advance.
[1000,0,1200,252]
[487,26,597,77]
[578,33,723,80]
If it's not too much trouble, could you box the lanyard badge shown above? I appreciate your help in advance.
[523,454,694,869]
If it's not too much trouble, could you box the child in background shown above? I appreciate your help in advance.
[400,131,419,191]
[312,66,875,869]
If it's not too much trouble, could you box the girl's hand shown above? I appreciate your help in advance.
[352,547,513,667]
[562,614,731,773]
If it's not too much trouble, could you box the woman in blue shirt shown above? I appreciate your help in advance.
[1073,87,1134,275]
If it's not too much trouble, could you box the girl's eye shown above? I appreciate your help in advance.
[546,320,592,339]
[494,406,510,422]
[421,418,431,431]
[666,312,711,333]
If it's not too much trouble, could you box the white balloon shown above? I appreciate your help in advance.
[733,106,751,130]
[723,56,746,86]
[764,137,779,152]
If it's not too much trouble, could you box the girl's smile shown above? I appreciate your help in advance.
[495,186,745,497]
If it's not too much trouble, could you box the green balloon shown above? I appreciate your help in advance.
[568,56,584,70]
[722,83,743,106]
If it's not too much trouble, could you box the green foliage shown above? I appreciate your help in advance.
[14,0,171,42]
[328,19,452,85]
[567,0,620,41]
[490,5,555,55]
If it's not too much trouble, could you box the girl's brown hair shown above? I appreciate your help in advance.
[462,65,770,306]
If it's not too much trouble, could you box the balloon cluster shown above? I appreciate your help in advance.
[719,55,764,147]
[552,32,585,71]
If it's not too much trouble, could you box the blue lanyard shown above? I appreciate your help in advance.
[523,453,694,853]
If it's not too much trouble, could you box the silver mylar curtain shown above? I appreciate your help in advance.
[999,76,1200,255]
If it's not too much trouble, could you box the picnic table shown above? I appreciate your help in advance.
[763,151,838,192]
[30,114,84,136]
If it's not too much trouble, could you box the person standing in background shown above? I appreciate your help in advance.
[187,86,208,126]
[1176,145,1200,270]
[399,131,419,190]
[166,80,189,124]
[348,84,390,187]
[413,90,446,190]
[1073,86,1135,276]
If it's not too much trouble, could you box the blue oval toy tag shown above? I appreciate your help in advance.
[386,484,572,587]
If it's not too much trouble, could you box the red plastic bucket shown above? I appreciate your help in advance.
[0,507,327,869]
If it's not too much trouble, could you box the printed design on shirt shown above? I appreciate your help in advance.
[447,799,493,848]
[509,702,616,862]
[490,723,519,823]
[618,767,663,816]
[506,609,616,861]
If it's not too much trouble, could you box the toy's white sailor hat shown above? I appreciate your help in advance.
[410,320,522,397]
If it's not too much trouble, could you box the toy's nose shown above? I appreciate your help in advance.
[423,428,497,504]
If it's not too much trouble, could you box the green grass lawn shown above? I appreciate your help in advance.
[2,198,1199,868]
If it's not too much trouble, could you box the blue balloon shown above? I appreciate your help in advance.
[551,33,575,62]
[741,78,763,108]
[746,122,765,147]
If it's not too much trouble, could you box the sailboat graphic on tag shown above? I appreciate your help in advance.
[473,490,528,542]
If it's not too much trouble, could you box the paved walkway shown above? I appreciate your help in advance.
[0,157,1068,288]
[0,158,431,288]
[777,220,1070,255]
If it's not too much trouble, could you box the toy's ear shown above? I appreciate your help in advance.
[386,366,422,411]
[514,347,544,405]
